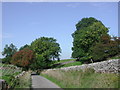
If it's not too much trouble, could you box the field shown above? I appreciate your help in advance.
[41,68,119,88]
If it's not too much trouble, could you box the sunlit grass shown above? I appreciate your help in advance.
[55,59,76,64]
[41,68,119,88]
[53,61,82,68]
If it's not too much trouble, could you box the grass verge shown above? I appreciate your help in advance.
[41,68,119,88]
[15,71,31,88]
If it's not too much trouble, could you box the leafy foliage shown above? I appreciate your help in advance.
[2,43,17,64]
[72,17,109,61]
[2,57,12,64]
[2,43,17,57]
[90,35,120,61]
[76,17,98,30]
[19,44,31,51]
[31,37,61,69]
[11,48,35,70]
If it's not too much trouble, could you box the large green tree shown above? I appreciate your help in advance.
[31,37,61,69]
[72,17,109,61]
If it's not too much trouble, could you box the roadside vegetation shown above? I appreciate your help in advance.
[15,71,31,88]
[0,63,31,88]
[0,63,21,88]
[41,68,119,88]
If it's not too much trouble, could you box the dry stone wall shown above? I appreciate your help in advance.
[44,59,120,73]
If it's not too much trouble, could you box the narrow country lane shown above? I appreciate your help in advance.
[31,75,61,89]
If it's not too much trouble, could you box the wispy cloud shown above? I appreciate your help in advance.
[89,2,116,13]
[66,3,80,8]
[90,3,107,8]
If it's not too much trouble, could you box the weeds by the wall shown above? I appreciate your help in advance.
[15,71,31,88]
[41,68,119,88]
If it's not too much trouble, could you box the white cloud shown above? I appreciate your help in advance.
[66,3,80,8]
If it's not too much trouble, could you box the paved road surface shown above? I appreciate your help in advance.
[31,75,60,88]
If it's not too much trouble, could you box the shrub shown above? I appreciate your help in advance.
[90,35,120,62]
[11,48,35,70]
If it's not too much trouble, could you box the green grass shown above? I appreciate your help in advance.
[53,57,119,69]
[55,59,76,64]
[107,54,120,60]
[109,56,120,59]
[60,61,82,68]
[41,68,119,88]
[52,61,82,68]
[62,61,82,67]
[0,64,22,77]
[0,63,24,88]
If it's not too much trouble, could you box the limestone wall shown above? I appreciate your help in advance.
[44,59,119,73]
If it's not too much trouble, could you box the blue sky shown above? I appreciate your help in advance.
[1,2,118,59]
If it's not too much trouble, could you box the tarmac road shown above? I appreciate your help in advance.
[31,75,60,88]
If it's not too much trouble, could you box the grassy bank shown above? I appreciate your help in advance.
[0,63,22,87]
[41,68,119,88]
[0,63,31,89]
[15,71,31,88]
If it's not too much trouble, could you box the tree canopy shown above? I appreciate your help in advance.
[2,43,17,57]
[90,35,120,61]
[31,37,61,69]
[72,17,109,61]
[19,44,31,51]
[2,43,17,63]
